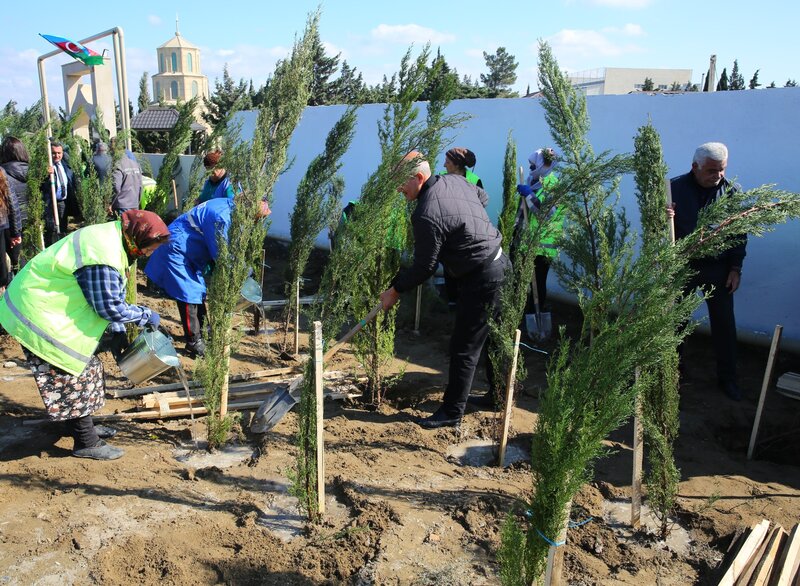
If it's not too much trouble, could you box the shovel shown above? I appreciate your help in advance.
[518,166,552,342]
[250,301,383,433]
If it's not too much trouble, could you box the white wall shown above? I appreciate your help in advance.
[231,89,800,349]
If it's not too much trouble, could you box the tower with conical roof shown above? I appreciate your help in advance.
[151,17,209,104]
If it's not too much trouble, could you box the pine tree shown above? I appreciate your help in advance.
[307,27,340,105]
[785,79,797,87]
[497,132,519,247]
[730,60,745,90]
[716,68,729,91]
[642,77,655,91]
[332,60,366,104]
[202,65,252,128]
[749,70,761,89]
[670,81,682,91]
[480,47,518,97]
[767,81,776,89]
[137,73,151,113]
[281,107,357,350]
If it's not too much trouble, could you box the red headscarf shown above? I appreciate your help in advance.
[121,210,169,257]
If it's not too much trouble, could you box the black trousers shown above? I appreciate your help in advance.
[44,199,67,246]
[176,300,207,345]
[64,415,100,450]
[441,253,509,418]
[683,261,738,383]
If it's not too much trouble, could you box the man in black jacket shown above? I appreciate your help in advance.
[669,142,746,400]
[42,141,78,246]
[380,152,509,428]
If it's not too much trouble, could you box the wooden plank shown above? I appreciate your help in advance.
[748,325,783,460]
[738,525,779,586]
[110,367,297,398]
[497,329,521,467]
[774,524,800,586]
[141,381,279,408]
[313,321,325,515]
[631,369,643,528]
[775,372,800,393]
[750,526,786,586]
[719,519,771,586]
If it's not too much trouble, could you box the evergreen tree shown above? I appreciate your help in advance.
[137,72,151,113]
[730,60,745,90]
[716,68,729,91]
[332,60,366,104]
[480,47,518,97]
[281,107,357,350]
[497,132,519,248]
[785,79,797,87]
[767,81,776,88]
[308,27,340,105]
[197,11,317,448]
[749,70,761,89]
[202,65,252,128]
[670,81,682,91]
[0,100,43,138]
[642,77,655,91]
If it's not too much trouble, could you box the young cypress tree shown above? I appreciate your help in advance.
[497,131,519,248]
[195,12,317,448]
[21,130,49,256]
[632,121,681,538]
[280,106,357,351]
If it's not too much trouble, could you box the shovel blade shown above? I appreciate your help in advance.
[250,377,302,433]
[525,312,552,341]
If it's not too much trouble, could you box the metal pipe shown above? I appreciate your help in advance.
[116,28,132,151]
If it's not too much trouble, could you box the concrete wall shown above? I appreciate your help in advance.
[223,89,800,349]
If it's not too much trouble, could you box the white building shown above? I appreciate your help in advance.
[569,67,693,95]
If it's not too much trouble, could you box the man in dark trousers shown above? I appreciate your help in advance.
[380,152,509,428]
[669,142,746,400]
[42,141,78,245]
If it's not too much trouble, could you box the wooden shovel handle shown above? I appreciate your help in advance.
[323,301,383,362]
[665,177,676,244]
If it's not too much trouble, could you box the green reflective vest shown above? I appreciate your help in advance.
[528,173,562,259]
[0,222,129,375]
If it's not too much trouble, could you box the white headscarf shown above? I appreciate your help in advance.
[527,148,555,190]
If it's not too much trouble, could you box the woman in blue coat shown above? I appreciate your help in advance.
[145,197,270,356]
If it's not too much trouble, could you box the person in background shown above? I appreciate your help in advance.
[0,169,22,295]
[516,147,561,310]
[0,211,169,460]
[195,150,235,206]
[110,143,143,216]
[667,142,745,401]
[145,196,271,357]
[380,152,508,429]
[442,147,483,188]
[0,137,29,275]
[91,141,112,182]
[42,141,78,246]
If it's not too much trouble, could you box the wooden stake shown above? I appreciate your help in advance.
[171,179,178,210]
[631,368,643,528]
[219,345,231,417]
[665,177,675,244]
[748,324,783,460]
[293,277,300,355]
[313,321,325,515]
[497,329,521,467]
[544,501,571,586]
[254,249,266,333]
[413,284,422,334]
[775,523,800,586]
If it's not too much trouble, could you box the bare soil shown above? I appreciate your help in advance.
[1,238,798,585]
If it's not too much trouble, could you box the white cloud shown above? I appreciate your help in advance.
[370,24,455,45]
[589,0,652,7]
[602,23,645,36]
[547,28,643,60]
[148,15,162,26]
[201,45,291,85]
[323,41,348,61]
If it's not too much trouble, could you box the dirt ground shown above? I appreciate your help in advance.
[1,238,798,585]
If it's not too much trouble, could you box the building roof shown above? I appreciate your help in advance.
[158,32,198,50]
[131,107,205,132]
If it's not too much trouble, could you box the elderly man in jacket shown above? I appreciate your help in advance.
[380,152,509,428]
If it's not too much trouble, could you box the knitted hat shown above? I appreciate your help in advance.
[445,147,477,169]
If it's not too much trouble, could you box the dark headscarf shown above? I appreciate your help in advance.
[121,210,169,257]
[445,147,477,170]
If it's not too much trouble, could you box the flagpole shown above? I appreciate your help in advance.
[115,28,132,152]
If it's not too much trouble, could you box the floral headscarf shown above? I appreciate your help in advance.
[121,210,169,257]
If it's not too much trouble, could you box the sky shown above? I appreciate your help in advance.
[1,0,796,111]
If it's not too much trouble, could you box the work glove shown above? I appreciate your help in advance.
[516,184,533,197]
[145,311,161,330]
[104,331,130,361]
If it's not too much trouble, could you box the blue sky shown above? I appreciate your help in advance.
[1,0,796,110]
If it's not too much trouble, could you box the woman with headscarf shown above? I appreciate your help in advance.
[0,210,170,460]
[0,138,30,276]
[443,147,483,188]
[195,150,235,206]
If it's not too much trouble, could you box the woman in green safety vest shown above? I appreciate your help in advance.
[0,211,170,461]
[517,147,561,311]
[443,147,483,188]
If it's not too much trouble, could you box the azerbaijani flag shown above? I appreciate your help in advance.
[39,34,104,66]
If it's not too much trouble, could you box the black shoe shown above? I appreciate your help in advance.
[719,380,742,401]
[186,340,206,357]
[94,425,117,439]
[417,408,461,429]
[467,393,498,411]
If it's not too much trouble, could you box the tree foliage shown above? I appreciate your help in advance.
[716,68,729,91]
[749,70,761,89]
[203,65,252,129]
[308,27,340,106]
[730,59,745,90]
[497,131,520,248]
[642,77,655,91]
[137,72,151,113]
[481,47,519,98]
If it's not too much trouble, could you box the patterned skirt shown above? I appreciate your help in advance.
[23,349,106,421]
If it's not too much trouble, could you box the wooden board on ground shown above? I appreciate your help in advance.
[110,367,297,398]
[718,519,770,586]
[748,525,785,586]
[773,523,800,586]
[737,524,781,585]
